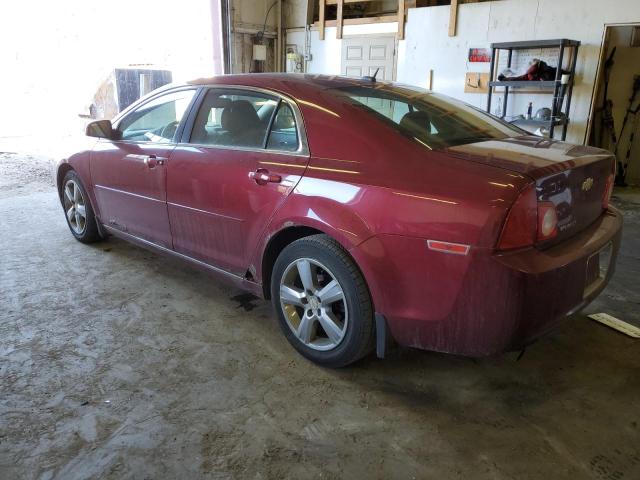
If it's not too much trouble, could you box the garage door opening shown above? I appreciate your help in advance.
[588,24,640,186]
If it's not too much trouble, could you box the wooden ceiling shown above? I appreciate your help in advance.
[315,0,487,39]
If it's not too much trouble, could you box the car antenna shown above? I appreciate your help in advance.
[362,68,380,83]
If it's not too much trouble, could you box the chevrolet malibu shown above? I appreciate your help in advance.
[57,74,622,367]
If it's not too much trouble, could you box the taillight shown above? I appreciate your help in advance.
[602,173,614,210]
[537,202,558,241]
[497,184,537,250]
[497,184,558,250]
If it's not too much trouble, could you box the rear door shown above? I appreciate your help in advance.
[91,88,197,248]
[167,87,309,274]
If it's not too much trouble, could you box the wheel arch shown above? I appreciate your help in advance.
[56,162,74,201]
[261,225,324,299]
[260,223,374,304]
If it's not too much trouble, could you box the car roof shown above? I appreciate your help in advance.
[115,73,391,127]
[187,73,377,87]
[184,73,394,99]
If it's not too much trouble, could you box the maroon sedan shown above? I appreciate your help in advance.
[57,74,622,367]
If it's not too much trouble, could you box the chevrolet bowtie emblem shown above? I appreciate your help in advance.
[581,177,594,192]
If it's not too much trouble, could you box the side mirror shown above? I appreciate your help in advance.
[86,119,114,139]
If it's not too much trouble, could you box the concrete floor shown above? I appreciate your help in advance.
[1,152,639,479]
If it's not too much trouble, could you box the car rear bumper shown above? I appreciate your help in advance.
[351,207,623,356]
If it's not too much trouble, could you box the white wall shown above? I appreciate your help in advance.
[397,0,640,144]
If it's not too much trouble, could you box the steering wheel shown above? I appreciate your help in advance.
[160,121,179,140]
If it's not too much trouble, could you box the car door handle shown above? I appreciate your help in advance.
[144,155,165,168]
[249,169,281,185]
[125,154,166,167]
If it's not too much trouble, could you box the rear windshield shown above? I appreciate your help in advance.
[331,84,524,150]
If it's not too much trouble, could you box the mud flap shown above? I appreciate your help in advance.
[375,313,388,359]
[96,219,108,239]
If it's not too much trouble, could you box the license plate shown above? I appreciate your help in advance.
[584,242,613,298]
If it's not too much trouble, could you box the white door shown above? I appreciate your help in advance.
[341,36,395,81]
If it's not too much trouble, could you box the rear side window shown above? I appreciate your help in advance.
[267,103,299,152]
[190,89,278,148]
[333,85,523,150]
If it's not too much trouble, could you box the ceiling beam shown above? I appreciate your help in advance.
[313,14,398,28]
[326,0,375,4]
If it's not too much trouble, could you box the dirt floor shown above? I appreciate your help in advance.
[1,152,639,479]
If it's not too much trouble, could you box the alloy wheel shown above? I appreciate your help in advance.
[279,258,349,351]
[63,179,87,235]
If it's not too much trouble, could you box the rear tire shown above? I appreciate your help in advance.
[61,170,102,243]
[271,234,374,368]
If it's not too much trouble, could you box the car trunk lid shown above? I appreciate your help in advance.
[447,136,615,246]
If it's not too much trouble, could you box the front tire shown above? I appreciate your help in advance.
[61,170,102,243]
[271,234,374,367]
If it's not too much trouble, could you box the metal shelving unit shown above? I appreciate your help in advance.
[486,39,580,140]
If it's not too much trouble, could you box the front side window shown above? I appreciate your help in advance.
[117,89,196,143]
[332,84,524,150]
[190,89,278,148]
[267,102,299,152]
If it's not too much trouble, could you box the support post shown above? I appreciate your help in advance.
[449,0,458,37]
[563,45,579,141]
[486,46,495,112]
[398,0,405,40]
[336,0,344,39]
[502,48,512,119]
[277,0,283,72]
[319,0,325,40]
[550,44,565,139]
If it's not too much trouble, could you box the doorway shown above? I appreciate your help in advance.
[588,24,640,186]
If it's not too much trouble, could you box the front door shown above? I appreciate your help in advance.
[341,35,395,80]
[90,88,197,248]
[167,87,309,275]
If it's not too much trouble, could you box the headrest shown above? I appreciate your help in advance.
[221,100,260,133]
[399,111,431,137]
[209,97,232,109]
